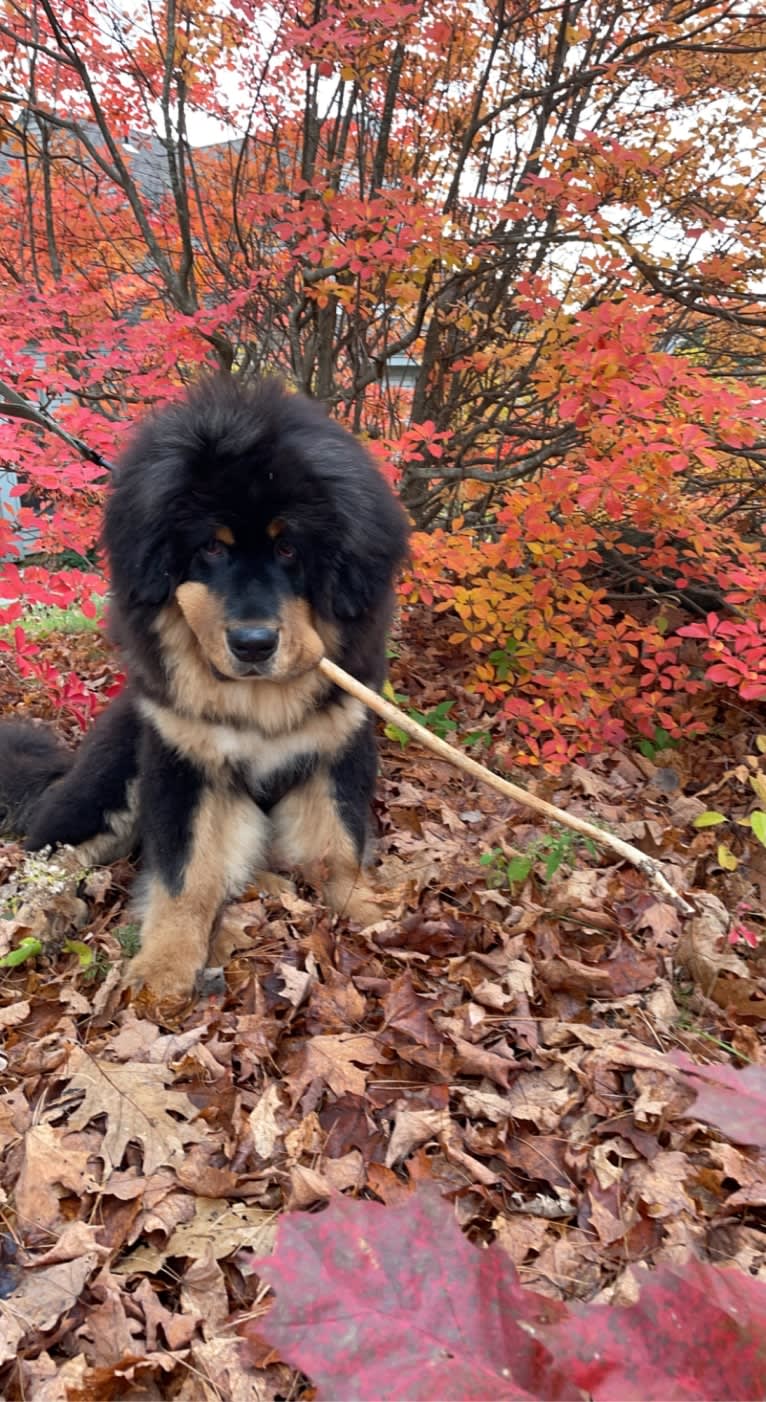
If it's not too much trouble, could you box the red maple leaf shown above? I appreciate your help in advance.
[254,1190,766,1400]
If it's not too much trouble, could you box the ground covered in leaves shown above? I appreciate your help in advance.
[0,625,765,1398]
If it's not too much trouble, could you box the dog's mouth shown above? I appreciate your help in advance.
[209,656,317,684]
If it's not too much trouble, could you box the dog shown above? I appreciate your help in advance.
[0,378,408,1001]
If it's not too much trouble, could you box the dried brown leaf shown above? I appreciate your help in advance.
[15,1123,96,1231]
[385,1107,451,1166]
[249,1081,285,1160]
[503,1067,577,1132]
[0,1254,99,1365]
[288,1033,381,1100]
[116,1196,277,1273]
[63,1048,207,1174]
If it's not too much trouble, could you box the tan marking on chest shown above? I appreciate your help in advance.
[139,692,366,777]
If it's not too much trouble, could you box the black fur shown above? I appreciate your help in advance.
[105,376,407,690]
[0,722,72,835]
[0,378,408,997]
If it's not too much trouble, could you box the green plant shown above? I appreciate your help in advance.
[114,923,142,958]
[636,725,679,762]
[0,601,104,641]
[487,638,525,683]
[81,949,113,983]
[383,684,491,751]
[480,827,599,889]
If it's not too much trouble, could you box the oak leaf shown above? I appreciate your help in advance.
[62,1048,206,1174]
[0,1254,100,1366]
[288,1033,380,1101]
[115,1197,277,1274]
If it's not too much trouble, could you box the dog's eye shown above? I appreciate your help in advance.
[201,537,228,561]
[274,538,297,564]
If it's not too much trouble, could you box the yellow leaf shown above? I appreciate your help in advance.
[750,772,766,804]
[756,735,766,755]
[717,843,738,871]
[693,811,728,828]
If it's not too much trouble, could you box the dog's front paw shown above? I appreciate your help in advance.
[124,950,198,1007]
[325,880,390,928]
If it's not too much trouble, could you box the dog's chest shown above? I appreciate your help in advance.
[140,695,366,788]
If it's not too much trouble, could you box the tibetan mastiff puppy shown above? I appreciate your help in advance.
[0,378,408,1001]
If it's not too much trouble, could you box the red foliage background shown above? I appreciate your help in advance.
[0,0,765,759]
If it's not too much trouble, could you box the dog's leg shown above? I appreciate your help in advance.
[126,728,268,1001]
[272,720,383,925]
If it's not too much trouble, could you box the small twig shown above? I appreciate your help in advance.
[319,657,695,916]
[0,379,114,471]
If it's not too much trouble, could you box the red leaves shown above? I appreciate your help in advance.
[547,1260,766,1401]
[257,1192,766,1401]
[671,1053,766,1149]
[256,1190,572,1401]
[679,611,766,702]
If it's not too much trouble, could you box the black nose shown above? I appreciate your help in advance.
[226,626,280,666]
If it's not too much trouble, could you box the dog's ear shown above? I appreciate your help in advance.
[103,480,179,608]
[330,470,409,620]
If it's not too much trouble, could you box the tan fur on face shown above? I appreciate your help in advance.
[215,525,235,545]
[270,597,324,680]
[126,789,268,1001]
[176,584,325,686]
[175,582,234,677]
[272,771,383,925]
[154,601,340,732]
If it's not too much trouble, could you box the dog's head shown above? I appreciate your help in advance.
[104,378,409,683]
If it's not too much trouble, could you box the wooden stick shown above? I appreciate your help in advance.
[319,657,695,916]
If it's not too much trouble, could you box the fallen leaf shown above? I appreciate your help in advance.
[249,1081,285,1160]
[256,1191,766,1400]
[181,1246,229,1334]
[503,1068,576,1132]
[385,1107,451,1166]
[288,1033,381,1100]
[456,1086,515,1124]
[0,1000,30,1029]
[545,1259,766,1399]
[184,1336,278,1401]
[115,1196,277,1273]
[62,1048,207,1174]
[671,1054,766,1148]
[257,1189,570,1399]
[0,1254,99,1366]
[15,1122,95,1230]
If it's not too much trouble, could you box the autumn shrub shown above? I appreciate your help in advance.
[396,297,765,764]
[0,0,765,760]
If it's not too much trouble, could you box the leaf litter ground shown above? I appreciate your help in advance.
[0,626,765,1399]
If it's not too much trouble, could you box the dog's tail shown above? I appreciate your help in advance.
[0,722,73,838]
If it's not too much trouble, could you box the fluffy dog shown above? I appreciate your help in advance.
[0,378,408,1001]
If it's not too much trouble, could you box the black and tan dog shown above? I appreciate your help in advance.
[0,378,408,1001]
